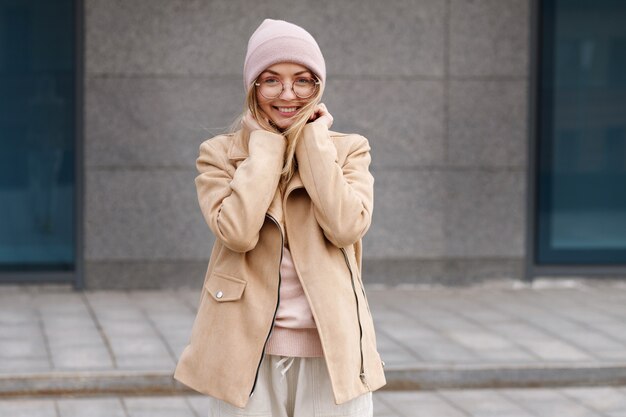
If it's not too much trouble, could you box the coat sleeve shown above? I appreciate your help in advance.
[294,122,374,248]
[195,131,286,252]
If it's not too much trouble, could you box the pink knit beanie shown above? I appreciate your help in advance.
[243,19,326,91]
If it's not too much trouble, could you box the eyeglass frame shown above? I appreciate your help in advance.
[253,75,321,99]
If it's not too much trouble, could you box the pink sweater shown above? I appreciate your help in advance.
[265,245,324,357]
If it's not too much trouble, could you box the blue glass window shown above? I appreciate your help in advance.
[0,0,76,271]
[537,0,626,263]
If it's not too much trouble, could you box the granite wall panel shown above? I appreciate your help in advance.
[83,0,532,287]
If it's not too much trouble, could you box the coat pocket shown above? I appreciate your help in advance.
[204,272,247,302]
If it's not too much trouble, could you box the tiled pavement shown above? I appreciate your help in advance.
[1,278,626,414]
[3,279,626,375]
[2,387,626,416]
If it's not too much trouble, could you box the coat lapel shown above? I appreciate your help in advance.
[227,129,249,161]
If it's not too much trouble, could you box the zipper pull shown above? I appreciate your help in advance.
[360,372,370,390]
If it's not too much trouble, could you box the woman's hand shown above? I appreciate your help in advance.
[242,110,265,132]
[309,103,333,129]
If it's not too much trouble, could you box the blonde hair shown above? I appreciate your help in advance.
[229,75,325,185]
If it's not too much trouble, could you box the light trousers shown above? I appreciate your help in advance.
[207,354,373,417]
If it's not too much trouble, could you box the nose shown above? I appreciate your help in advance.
[279,82,297,100]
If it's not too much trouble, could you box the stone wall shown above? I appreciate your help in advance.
[84,0,530,288]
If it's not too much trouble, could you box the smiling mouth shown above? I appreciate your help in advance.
[273,106,301,115]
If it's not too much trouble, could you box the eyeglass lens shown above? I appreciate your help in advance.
[256,77,317,99]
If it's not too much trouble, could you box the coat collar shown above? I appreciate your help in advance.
[227,128,249,161]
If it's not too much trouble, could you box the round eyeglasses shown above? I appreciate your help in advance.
[254,76,320,99]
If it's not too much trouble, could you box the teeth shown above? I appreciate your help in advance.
[277,107,298,112]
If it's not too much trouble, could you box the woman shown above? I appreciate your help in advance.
[174,18,386,416]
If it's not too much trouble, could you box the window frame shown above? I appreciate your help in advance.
[0,0,84,289]
[525,0,626,280]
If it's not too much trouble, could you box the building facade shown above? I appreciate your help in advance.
[1,0,625,289]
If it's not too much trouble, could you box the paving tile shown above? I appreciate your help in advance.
[591,322,626,343]
[439,389,537,416]
[144,314,194,330]
[372,393,401,417]
[518,340,592,361]
[487,322,555,342]
[109,337,171,357]
[499,388,604,416]
[131,290,192,308]
[594,350,626,361]
[35,296,87,313]
[41,316,95,329]
[446,330,513,350]
[0,339,48,358]
[47,334,106,349]
[123,396,195,417]
[52,346,114,369]
[377,351,423,367]
[186,395,211,416]
[174,290,201,312]
[0,309,38,325]
[552,308,616,325]
[531,319,597,336]
[458,309,513,324]
[99,321,156,338]
[0,356,51,372]
[377,391,466,417]
[115,354,176,369]
[557,331,625,351]
[473,347,537,363]
[2,284,626,389]
[0,399,58,417]
[560,387,626,413]
[412,344,479,363]
[426,316,484,333]
[2,390,625,417]
[386,329,447,346]
[0,323,42,339]
[57,397,126,417]
[96,311,143,322]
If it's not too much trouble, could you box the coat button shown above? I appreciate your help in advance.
[216,291,223,299]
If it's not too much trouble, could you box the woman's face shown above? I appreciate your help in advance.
[255,62,316,130]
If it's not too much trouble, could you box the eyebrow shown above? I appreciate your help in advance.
[261,69,312,76]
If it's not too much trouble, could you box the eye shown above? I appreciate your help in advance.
[262,77,280,85]
[295,77,314,86]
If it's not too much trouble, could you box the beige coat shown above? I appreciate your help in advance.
[173,122,386,408]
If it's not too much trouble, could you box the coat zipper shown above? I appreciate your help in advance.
[249,214,283,397]
[340,247,369,390]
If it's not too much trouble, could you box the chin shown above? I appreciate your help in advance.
[272,119,294,130]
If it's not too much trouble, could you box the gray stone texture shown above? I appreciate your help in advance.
[85,169,205,260]
[85,0,531,288]
[444,169,526,257]
[449,0,530,77]
[448,80,528,168]
[84,260,207,289]
[85,77,243,168]
[325,79,446,169]
[366,170,446,258]
[86,0,446,77]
